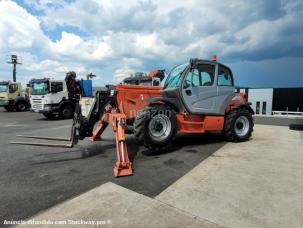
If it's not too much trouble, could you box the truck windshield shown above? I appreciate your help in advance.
[164,63,188,88]
[0,84,8,93]
[31,81,49,95]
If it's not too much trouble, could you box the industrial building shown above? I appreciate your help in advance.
[241,87,303,116]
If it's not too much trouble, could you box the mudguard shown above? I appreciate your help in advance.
[148,96,182,112]
[233,103,255,114]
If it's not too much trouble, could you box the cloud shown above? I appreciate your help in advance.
[1,0,303,87]
[0,0,49,52]
[50,32,113,61]
[0,1,106,84]
[31,0,303,63]
[113,57,143,83]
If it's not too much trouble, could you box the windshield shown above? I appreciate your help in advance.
[0,84,8,93]
[31,81,49,95]
[164,63,188,88]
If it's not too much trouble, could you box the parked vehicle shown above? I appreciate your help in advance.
[0,81,30,112]
[30,71,83,119]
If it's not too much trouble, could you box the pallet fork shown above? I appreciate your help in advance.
[11,89,133,177]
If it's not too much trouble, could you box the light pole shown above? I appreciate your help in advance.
[7,54,22,82]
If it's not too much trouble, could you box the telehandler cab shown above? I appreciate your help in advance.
[12,58,254,177]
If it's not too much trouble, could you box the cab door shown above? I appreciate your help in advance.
[216,65,235,114]
[8,83,20,99]
[50,81,65,103]
[181,63,235,115]
[181,63,218,114]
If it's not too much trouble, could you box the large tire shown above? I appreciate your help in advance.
[59,105,74,119]
[15,101,27,112]
[4,105,14,112]
[224,108,254,142]
[134,105,177,151]
[43,113,57,119]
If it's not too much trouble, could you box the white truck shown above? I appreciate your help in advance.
[30,78,76,119]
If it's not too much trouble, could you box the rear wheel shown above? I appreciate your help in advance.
[15,101,27,112]
[224,108,254,142]
[134,106,177,151]
[59,105,74,119]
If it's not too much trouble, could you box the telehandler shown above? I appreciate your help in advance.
[12,58,254,177]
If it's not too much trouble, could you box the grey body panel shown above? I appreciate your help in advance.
[216,86,235,114]
[182,86,218,114]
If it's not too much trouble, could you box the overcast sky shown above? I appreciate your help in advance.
[0,0,303,88]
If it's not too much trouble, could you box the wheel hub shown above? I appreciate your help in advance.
[154,121,163,132]
[148,114,172,141]
[234,116,250,137]
[19,104,25,110]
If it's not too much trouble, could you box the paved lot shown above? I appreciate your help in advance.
[0,108,225,223]
[157,125,303,227]
[17,124,303,228]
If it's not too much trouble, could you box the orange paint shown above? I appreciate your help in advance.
[176,114,224,133]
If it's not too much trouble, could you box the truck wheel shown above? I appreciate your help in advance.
[59,105,74,119]
[134,106,177,151]
[4,105,14,112]
[43,113,57,119]
[15,101,27,112]
[224,108,254,142]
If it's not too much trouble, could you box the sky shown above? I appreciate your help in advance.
[0,0,303,88]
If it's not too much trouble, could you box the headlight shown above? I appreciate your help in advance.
[110,89,115,96]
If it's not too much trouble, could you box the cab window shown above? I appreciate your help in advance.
[51,82,63,93]
[183,64,215,88]
[218,66,233,86]
[9,84,18,93]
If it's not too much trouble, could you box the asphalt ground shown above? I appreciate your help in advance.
[0,108,225,223]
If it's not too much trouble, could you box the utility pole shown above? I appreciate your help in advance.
[7,54,22,82]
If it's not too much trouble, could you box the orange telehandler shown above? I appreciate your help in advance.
[12,58,254,177]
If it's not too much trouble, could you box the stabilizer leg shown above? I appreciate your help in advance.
[112,114,133,177]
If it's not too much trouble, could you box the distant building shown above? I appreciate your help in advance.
[238,87,303,115]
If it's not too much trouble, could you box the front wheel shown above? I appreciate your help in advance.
[224,109,254,142]
[59,105,74,119]
[134,106,177,151]
[15,101,27,112]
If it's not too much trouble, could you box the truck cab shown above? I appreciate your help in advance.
[30,79,75,119]
[0,81,29,111]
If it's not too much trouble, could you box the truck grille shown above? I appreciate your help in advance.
[31,99,43,110]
